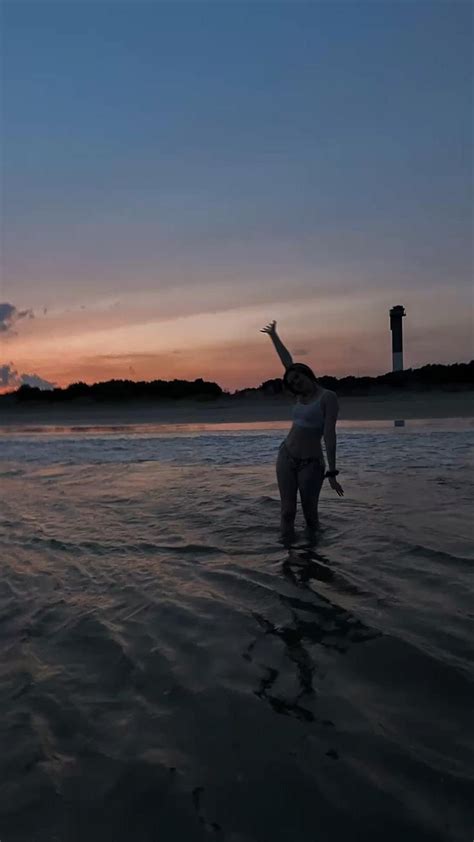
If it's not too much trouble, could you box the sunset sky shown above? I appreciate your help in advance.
[1,0,472,392]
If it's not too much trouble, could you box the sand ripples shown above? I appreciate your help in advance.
[1,424,473,841]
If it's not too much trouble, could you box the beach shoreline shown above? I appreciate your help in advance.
[0,389,472,427]
[2,397,473,842]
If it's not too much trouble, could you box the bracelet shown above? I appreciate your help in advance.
[325,470,339,478]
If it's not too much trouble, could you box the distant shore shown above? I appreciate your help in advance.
[0,389,472,427]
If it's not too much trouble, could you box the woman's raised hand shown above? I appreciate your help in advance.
[260,320,277,336]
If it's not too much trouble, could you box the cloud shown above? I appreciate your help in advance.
[293,348,309,356]
[0,302,34,335]
[0,363,55,391]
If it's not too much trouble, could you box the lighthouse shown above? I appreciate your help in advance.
[390,305,406,372]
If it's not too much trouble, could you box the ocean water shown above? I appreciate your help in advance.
[1,418,473,842]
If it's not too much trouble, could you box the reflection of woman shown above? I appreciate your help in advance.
[261,320,344,543]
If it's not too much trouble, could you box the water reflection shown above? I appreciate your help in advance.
[4,417,472,438]
[243,546,380,724]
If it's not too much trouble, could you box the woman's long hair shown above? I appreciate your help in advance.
[283,363,318,395]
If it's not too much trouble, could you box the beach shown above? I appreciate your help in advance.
[3,0,472,837]
[1,413,473,841]
[0,389,473,430]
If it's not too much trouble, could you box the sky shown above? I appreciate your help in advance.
[1,0,472,392]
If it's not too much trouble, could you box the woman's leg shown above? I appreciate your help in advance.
[276,444,298,538]
[298,460,325,531]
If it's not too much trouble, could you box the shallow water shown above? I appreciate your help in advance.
[1,418,473,841]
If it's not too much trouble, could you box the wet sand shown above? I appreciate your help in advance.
[0,389,472,428]
[1,421,473,841]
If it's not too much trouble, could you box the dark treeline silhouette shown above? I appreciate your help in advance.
[235,360,474,398]
[3,377,222,404]
[0,361,472,405]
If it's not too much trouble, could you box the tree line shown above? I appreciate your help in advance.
[0,360,472,404]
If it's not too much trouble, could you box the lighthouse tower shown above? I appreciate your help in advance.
[390,305,406,372]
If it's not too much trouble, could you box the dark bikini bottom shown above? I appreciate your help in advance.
[279,441,325,472]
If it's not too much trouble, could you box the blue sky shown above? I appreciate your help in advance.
[1,0,472,389]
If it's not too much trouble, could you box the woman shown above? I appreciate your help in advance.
[261,320,344,543]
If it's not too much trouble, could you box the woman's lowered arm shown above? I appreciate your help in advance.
[323,392,339,472]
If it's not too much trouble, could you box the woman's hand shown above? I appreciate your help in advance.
[328,477,344,497]
[260,320,277,337]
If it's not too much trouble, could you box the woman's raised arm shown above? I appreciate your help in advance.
[260,320,293,370]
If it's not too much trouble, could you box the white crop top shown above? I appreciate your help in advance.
[292,395,325,431]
